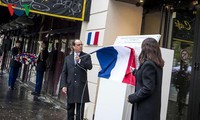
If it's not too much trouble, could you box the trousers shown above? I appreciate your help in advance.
[8,67,19,88]
[35,70,45,93]
[67,103,85,120]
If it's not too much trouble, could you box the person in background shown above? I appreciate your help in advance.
[60,39,92,120]
[52,42,65,96]
[31,41,49,96]
[128,38,164,120]
[8,41,22,90]
[175,63,190,116]
[45,43,58,95]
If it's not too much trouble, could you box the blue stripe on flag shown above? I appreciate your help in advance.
[87,32,92,45]
[96,47,118,79]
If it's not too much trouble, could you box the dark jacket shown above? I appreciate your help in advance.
[10,47,22,68]
[60,52,92,103]
[36,49,49,71]
[128,60,163,120]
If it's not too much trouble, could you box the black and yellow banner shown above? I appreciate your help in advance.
[0,0,91,21]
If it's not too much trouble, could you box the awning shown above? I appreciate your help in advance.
[0,0,91,21]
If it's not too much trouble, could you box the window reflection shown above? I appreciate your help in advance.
[167,41,193,120]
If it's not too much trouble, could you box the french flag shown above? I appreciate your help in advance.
[92,46,136,86]
[87,31,99,45]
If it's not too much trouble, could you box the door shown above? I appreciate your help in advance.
[187,10,200,120]
[167,10,196,120]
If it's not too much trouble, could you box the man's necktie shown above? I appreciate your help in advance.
[74,53,79,65]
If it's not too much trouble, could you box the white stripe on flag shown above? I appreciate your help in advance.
[108,46,131,82]
[90,32,95,45]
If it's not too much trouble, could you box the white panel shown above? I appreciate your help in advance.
[160,48,174,120]
[90,0,109,14]
[87,12,107,30]
[94,78,132,120]
[88,65,100,84]
[88,82,98,103]
[84,103,95,120]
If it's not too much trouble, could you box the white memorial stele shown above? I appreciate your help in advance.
[94,34,174,120]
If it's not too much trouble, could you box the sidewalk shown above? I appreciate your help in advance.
[0,73,67,120]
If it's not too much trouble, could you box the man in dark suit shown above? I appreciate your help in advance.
[60,39,92,120]
[31,41,49,96]
[8,41,22,90]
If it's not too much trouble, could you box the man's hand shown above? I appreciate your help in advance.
[62,87,67,94]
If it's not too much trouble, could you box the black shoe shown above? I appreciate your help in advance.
[31,92,40,96]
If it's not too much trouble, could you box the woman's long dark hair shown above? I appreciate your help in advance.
[138,38,164,67]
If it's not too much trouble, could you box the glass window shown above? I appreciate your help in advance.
[167,40,193,120]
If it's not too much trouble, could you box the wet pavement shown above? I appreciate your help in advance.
[0,74,67,120]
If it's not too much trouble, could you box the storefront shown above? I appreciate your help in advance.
[164,10,194,120]
[141,1,200,120]
[0,0,87,103]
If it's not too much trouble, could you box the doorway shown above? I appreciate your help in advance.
[167,10,195,120]
[167,40,193,120]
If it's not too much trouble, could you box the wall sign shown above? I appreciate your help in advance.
[173,11,195,41]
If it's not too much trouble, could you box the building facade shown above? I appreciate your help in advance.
[1,0,200,120]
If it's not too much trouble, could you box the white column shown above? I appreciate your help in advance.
[80,1,143,120]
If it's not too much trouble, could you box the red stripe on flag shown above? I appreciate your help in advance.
[93,32,99,45]
[122,47,136,86]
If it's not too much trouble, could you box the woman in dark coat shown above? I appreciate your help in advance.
[128,38,164,120]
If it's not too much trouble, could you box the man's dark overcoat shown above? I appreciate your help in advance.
[60,52,92,103]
